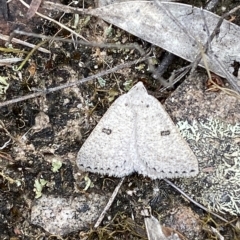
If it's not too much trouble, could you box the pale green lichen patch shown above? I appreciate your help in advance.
[176,118,240,215]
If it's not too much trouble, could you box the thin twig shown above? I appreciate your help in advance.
[0,138,11,150]
[200,7,212,49]
[0,56,151,108]
[13,30,146,56]
[163,179,235,228]
[94,177,125,228]
[0,33,50,54]
[43,1,85,14]
[0,58,22,66]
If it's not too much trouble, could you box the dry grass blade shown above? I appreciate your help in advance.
[94,177,125,228]
[26,0,42,19]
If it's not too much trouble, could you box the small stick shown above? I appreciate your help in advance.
[0,33,50,54]
[94,177,125,228]
[13,30,146,57]
[43,1,85,14]
[0,58,22,66]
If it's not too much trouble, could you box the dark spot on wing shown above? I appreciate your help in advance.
[161,130,170,136]
[102,128,112,135]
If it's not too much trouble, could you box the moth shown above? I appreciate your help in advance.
[77,82,198,179]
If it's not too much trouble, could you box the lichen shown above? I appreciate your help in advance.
[176,118,240,215]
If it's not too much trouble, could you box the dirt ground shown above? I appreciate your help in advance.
[0,0,240,239]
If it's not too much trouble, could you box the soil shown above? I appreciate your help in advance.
[0,0,240,239]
